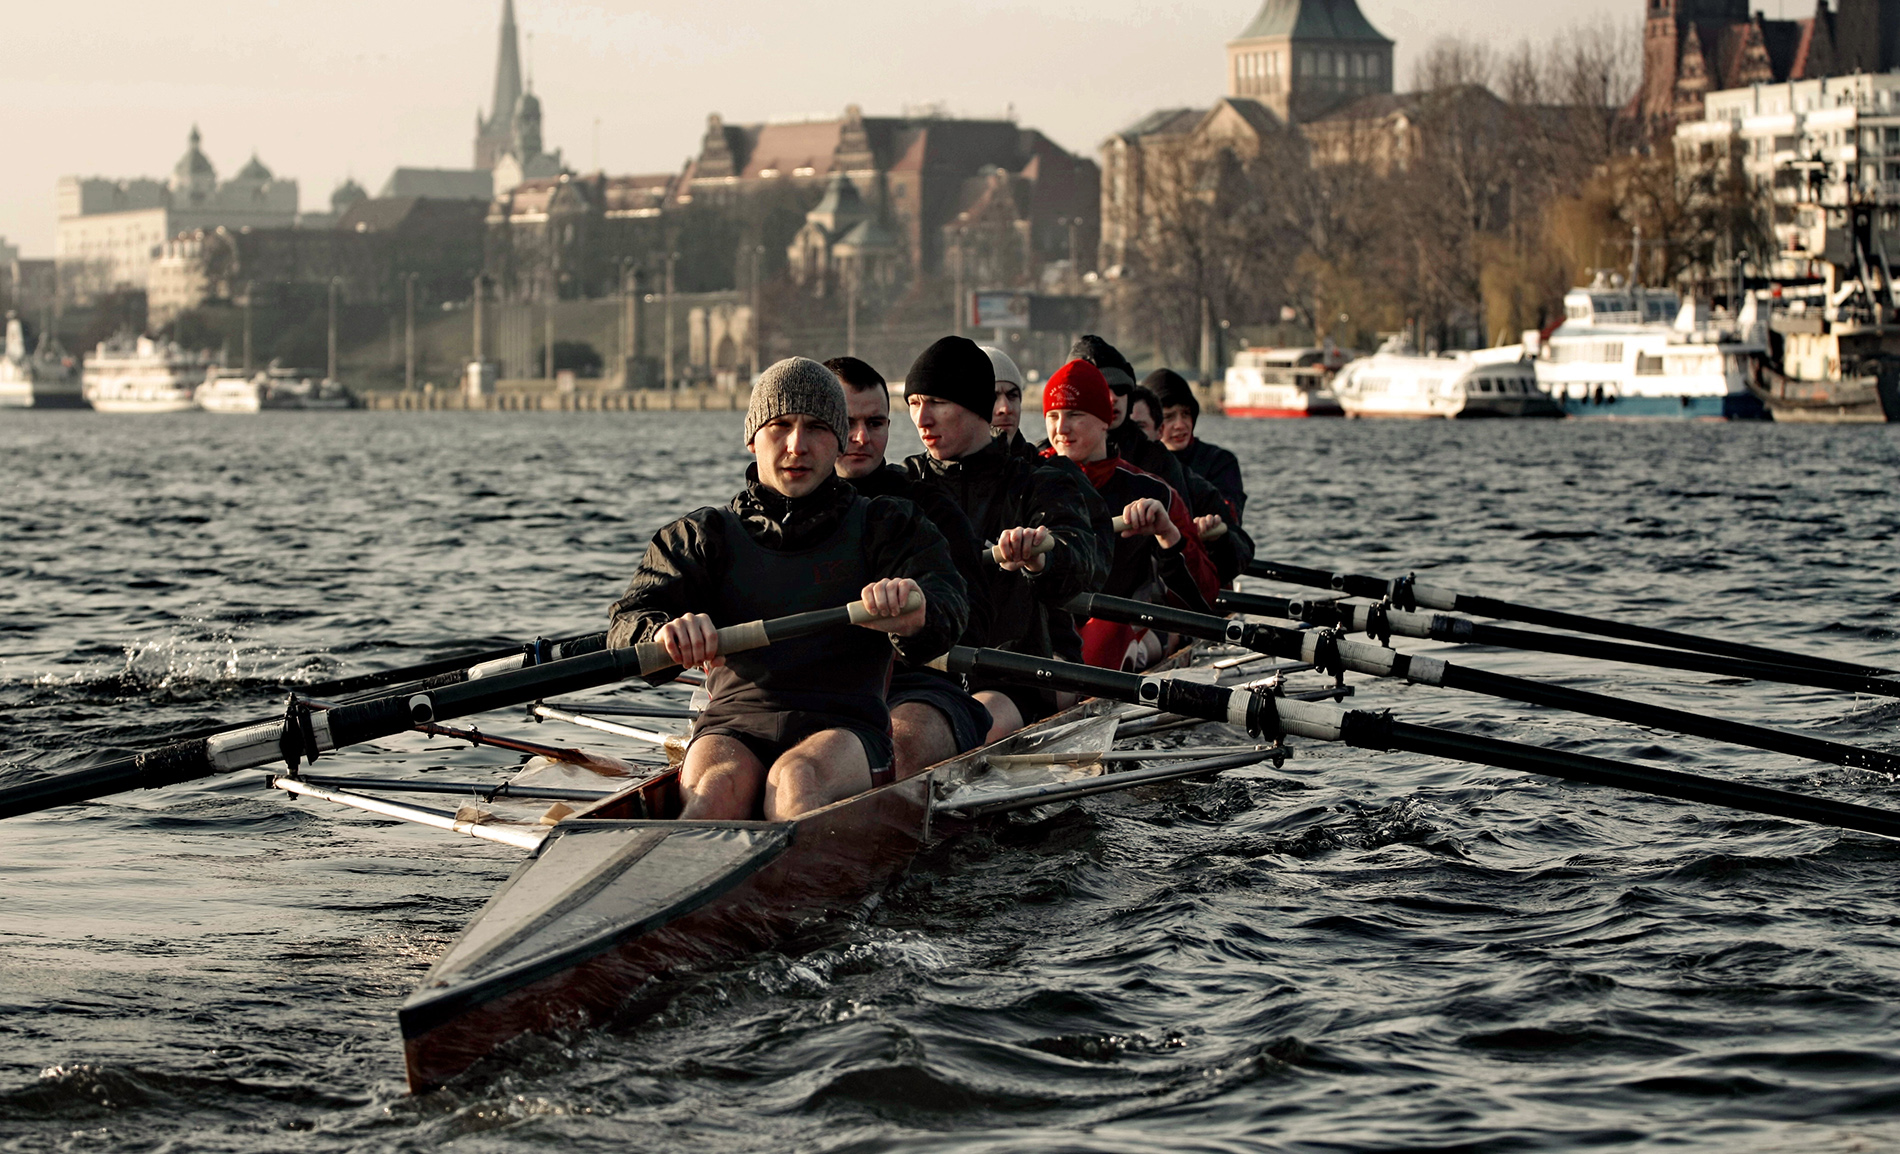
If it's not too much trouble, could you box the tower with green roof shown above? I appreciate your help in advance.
[1226,0,1394,122]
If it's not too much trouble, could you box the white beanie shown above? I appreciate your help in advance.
[980,345,1023,388]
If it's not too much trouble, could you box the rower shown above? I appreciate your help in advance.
[1068,334,1195,499]
[606,358,969,821]
[1144,368,1247,526]
[982,344,1038,462]
[1042,360,1218,670]
[825,355,996,777]
[902,335,1109,739]
[1128,381,1254,586]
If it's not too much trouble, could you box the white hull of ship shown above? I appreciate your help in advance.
[87,394,201,414]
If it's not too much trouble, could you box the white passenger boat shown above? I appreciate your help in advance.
[82,334,209,413]
[1334,345,1562,419]
[0,313,86,409]
[1222,346,1345,418]
[1532,282,1766,420]
[195,371,264,413]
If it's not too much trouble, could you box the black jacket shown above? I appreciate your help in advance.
[845,463,990,647]
[606,470,968,675]
[904,436,1107,659]
[1174,437,1247,525]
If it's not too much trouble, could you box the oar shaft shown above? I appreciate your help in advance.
[1246,560,1887,677]
[988,516,1223,565]
[1272,595,1900,699]
[1077,591,1900,774]
[0,595,912,821]
[1381,721,1900,842]
[945,646,1900,841]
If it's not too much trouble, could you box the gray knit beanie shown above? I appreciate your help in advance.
[745,357,848,445]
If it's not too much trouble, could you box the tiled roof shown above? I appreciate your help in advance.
[1233,0,1392,45]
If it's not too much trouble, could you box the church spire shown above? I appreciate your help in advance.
[476,0,525,170]
[491,0,523,132]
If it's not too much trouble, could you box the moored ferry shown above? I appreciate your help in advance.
[1334,346,1562,419]
[1221,347,1346,418]
[1532,282,1766,420]
[83,334,209,413]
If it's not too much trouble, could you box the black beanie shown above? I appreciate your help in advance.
[1142,368,1200,421]
[904,336,995,419]
[1068,334,1137,393]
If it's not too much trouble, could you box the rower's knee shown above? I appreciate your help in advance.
[891,702,956,779]
[680,736,763,820]
[975,691,1023,745]
[765,731,871,820]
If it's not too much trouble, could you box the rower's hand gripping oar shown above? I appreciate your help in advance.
[988,516,1224,565]
[945,645,1900,842]
[1075,591,1900,775]
[0,592,922,822]
[1216,590,1900,701]
[1245,559,1889,678]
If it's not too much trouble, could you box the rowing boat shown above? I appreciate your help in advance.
[394,648,1230,1092]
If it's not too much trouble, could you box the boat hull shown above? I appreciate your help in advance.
[399,774,933,1092]
[1745,364,1899,424]
[87,397,200,414]
[1224,403,1344,419]
[1557,392,1765,421]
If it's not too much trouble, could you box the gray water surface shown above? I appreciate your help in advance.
[1,412,1898,1153]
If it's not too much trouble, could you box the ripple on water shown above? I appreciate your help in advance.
[0,414,1897,1152]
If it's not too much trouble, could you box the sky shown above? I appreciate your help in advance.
[1,0,1636,256]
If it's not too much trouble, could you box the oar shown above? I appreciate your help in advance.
[1075,592,1900,775]
[986,744,1286,766]
[943,747,1284,817]
[136,632,614,754]
[944,646,1900,841]
[1246,560,1886,677]
[987,516,1223,565]
[0,593,918,821]
[301,632,606,698]
[1217,590,1900,700]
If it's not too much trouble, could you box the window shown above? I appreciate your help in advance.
[1318,53,1332,77]
[1888,127,1900,147]
[1368,55,1380,79]
[1301,51,1314,76]
[1336,52,1347,78]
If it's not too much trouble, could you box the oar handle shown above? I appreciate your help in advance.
[1201,520,1229,543]
[629,591,925,676]
[989,536,1060,565]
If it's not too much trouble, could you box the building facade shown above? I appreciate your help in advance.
[146,197,488,325]
[1639,0,1900,140]
[1676,72,1900,274]
[56,127,303,303]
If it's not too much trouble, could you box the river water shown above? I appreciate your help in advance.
[1,411,1898,1153]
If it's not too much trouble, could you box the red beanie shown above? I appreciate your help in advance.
[1042,360,1114,426]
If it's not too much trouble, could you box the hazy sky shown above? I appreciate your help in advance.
[2,0,1635,255]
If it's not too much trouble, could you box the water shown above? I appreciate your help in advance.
[2,411,1898,1152]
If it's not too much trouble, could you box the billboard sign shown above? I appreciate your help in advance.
[971,290,1031,330]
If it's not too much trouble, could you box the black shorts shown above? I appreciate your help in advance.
[968,678,1054,729]
[889,669,994,754]
[690,709,896,788]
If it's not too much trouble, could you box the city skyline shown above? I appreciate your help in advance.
[2,0,1631,254]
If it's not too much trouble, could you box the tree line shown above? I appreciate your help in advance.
[1118,20,1766,362]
